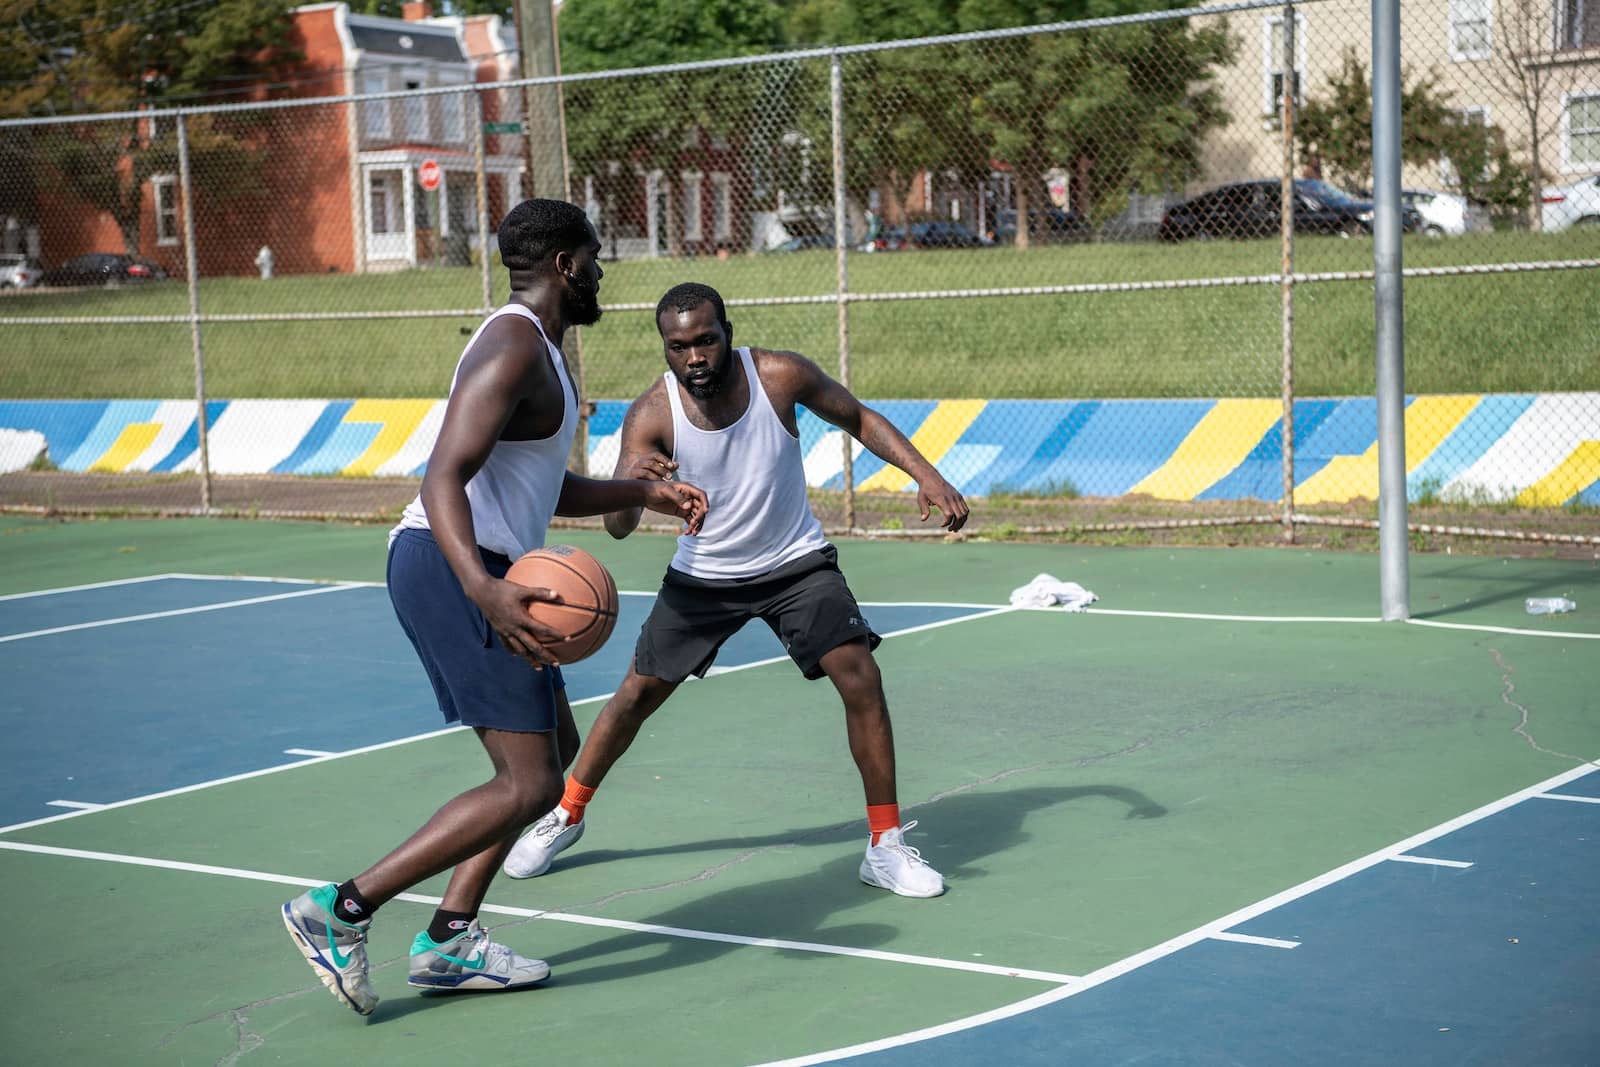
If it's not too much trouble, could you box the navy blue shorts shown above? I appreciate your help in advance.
[387,527,565,732]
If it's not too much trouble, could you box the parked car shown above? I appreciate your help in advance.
[1540,174,1600,233]
[1399,188,1492,236]
[1158,179,1422,241]
[766,233,839,253]
[0,253,42,289]
[989,206,1091,245]
[37,253,169,288]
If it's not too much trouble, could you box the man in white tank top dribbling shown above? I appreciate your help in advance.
[280,201,708,1017]
[504,282,970,898]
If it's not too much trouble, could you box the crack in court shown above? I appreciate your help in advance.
[1489,647,1590,764]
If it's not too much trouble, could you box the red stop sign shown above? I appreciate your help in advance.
[418,159,442,191]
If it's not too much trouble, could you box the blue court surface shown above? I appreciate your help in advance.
[0,574,991,828]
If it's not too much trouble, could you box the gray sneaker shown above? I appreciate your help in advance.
[502,806,585,879]
[281,883,379,1015]
[408,920,550,992]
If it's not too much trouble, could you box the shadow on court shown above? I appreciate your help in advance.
[368,783,1165,1022]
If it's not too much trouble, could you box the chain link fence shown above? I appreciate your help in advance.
[1,0,1596,544]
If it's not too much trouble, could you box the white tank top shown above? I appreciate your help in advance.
[667,347,826,579]
[392,304,577,559]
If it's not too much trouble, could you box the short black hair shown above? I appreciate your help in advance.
[655,282,729,334]
[496,199,593,271]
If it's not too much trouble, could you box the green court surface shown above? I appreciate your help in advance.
[0,516,1595,1065]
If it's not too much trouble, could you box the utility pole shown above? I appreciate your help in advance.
[512,0,566,200]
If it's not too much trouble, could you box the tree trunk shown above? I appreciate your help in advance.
[1525,104,1544,232]
[1015,180,1030,250]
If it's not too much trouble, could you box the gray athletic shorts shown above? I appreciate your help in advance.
[633,545,881,683]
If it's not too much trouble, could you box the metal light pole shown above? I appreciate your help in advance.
[1372,0,1409,620]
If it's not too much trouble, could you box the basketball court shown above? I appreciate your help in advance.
[1,516,1595,1064]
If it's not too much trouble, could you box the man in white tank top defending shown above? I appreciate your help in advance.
[280,201,708,1017]
[503,282,969,898]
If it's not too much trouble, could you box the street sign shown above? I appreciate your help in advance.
[418,158,441,191]
[483,121,523,135]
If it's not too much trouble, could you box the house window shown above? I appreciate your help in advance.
[404,76,429,142]
[1566,94,1600,170]
[711,172,732,241]
[1263,15,1306,119]
[1558,0,1599,48]
[440,81,466,144]
[152,174,179,246]
[681,172,703,242]
[1440,106,1489,184]
[1449,0,1492,60]
[362,70,390,138]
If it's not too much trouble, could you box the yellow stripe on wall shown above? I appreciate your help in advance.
[1127,399,1282,501]
[1515,440,1600,506]
[857,400,987,493]
[1295,395,1482,505]
[341,400,438,477]
[88,423,161,473]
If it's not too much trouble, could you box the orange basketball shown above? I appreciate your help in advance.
[504,545,619,664]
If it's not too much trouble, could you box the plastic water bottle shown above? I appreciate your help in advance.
[1525,597,1576,615]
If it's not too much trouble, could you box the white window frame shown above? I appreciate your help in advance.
[1439,105,1490,184]
[680,171,704,242]
[361,68,391,139]
[439,75,467,145]
[151,174,179,246]
[710,172,732,241]
[1261,14,1307,119]
[1562,91,1600,172]
[1449,0,1493,61]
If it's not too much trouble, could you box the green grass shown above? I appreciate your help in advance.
[0,230,1595,400]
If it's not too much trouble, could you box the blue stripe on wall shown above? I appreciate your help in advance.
[824,400,936,490]
[940,400,1080,496]
[60,401,162,470]
[269,402,351,475]
[1288,398,1375,485]
[1197,399,1341,501]
[589,401,626,439]
[986,401,1102,494]
[1035,401,1215,497]
[292,422,381,475]
[1406,394,1536,495]
[0,401,110,465]
[151,401,229,472]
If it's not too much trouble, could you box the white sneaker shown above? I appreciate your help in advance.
[859,820,945,898]
[502,806,585,879]
[407,919,550,992]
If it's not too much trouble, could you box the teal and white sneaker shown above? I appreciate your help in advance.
[407,919,550,992]
[281,883,379,1015]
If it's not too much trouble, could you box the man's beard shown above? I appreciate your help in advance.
[561,277,603,327]
[679,345,732,399]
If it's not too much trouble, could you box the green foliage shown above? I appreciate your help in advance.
[0,0,295,254]
[1293,49,1455,192]
[1435,117,1535,221]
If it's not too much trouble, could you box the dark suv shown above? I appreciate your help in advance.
[1158,180,1421,241]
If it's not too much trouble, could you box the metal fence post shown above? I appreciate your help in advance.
[176,113,212,514]
[1373,0,1409,620]
[830,50,854,532]
[1279,3,1297,544]
[473,89,492,313]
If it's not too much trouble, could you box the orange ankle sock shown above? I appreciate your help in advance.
[560,777,595,823]
[867,803,900,845]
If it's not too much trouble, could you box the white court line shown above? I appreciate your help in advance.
[1209,931,1299,949]
[1390,855,1474,869]
[162,572,369,587]
[752,757,1600,1067]
[0,606,1017,835]
[45,800,104,811]
[1536,792,1600,805]
[1081,608,1381,624]
[282,748,337,758]
[0,573,186,602]
[1406,618,1600,641]
[0,840,1076,984]
[0,583,363,644]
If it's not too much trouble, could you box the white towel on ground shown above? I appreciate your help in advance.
[1009,573,1098,611]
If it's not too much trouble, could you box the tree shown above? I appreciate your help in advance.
[1474,0,1590,228]
[557,0,786,252]
[0,0,298,255]
[1293,49,1461,191]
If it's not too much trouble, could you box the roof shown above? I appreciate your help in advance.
[347,15,465,63]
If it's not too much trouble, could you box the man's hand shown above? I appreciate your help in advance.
[472,577,566,668]
[642,479,709,535]
[917,474,969,532]
[621,450,677,482]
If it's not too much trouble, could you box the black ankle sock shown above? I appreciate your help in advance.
[333,880,374,924]
[427,909,477,944]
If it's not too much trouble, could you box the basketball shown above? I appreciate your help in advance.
[504,545,619,664]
